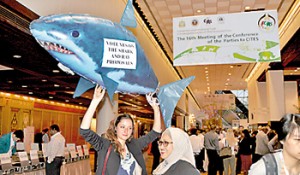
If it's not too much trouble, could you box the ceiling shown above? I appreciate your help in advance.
[0,0,299,119]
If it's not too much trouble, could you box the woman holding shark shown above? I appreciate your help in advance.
[80,85,162,175]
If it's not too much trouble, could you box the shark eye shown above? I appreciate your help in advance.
[71,31,80,38]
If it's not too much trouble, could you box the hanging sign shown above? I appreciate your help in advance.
[173,10,280,66]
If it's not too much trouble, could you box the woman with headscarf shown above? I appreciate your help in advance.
[152,127,199,175]
[221,128,239,175]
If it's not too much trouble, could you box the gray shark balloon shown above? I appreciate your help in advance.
[30,0,194,127]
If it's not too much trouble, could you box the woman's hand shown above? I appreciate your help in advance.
[92,85,106,103]
[146,92,159,108]
[146,92,162,133]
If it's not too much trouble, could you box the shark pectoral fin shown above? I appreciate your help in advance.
[120,0,137,28]
[157,76,195,128]
[101,75,118,102]
[73,78,95,98]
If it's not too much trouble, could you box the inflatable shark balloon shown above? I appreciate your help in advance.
[30,0,194,127]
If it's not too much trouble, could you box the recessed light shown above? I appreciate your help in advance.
[65,100,69,102]
[244,6,251,10]
[54,84,60,87]
[13,55,22,58]
[22,85,28,88]
[230,65,234,68]
[228,73,231,76]
[196,9,201,13]
[7,81,13,83]
[52,70,60,73]
[42,79,47,82]
[49,96,53,99]
[28,92,33,94]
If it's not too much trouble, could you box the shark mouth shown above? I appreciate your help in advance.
[37,40,74,54]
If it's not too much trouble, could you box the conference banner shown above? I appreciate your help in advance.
[173,10,280,66]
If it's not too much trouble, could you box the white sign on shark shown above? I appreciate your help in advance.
[173,10,280,66]
[102,38,137,69]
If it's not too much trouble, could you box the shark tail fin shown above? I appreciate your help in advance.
[120,0,137,28]
[157,76,195,128]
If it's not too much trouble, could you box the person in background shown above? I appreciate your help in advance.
[0,130,24,156]
[221,128,238,175]
[189,128,202,172]
[238,129,253,175]
[249,114,300,175]
[253,126,270,163]
[45,124,65,175]
[250,130,258,163]
[152,127,199,175]
[197,129,205,173]
[34,131,43,150]
[80,86,161,175]
[42,128,50,143]
[204,125,220,175]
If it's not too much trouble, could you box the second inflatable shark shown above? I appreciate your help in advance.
[29,1,194,127]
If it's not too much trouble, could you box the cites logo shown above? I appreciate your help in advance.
[258,13,276,32]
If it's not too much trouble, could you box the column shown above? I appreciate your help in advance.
[95,94,118,135]
[266,70,285,121]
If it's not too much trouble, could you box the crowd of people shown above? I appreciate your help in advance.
[1,85,299,175]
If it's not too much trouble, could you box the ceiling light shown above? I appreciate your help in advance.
[196,9,201,13]
[42,79,47,82]
[79,102,82,105]
[52,70,60,73]
[7,81,13,83]
[227,78,230,81]
[13,55,22,58]
[228,73,231,76]
[205,71,208,73]
[28,92,33,94]
[230,65,234,68]
[294,69,297,72]
[205,67,208,69]
[49,96,53,99]
[54,84,60,87]
[207,83,210,85]
[65,100,69,102]
[244,6,251,11]
[22,85,28,88]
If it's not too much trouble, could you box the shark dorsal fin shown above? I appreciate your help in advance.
[120,0,137,28]
[73,78,95,98]
[101,74,119,102]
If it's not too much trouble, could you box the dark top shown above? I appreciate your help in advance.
[80,128,160,175]
[162,160,199,175]
[238,137,252,155]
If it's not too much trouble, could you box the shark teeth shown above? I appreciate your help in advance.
[37,40,74,54]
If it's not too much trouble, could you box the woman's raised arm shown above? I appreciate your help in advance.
[80,85,106,129]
